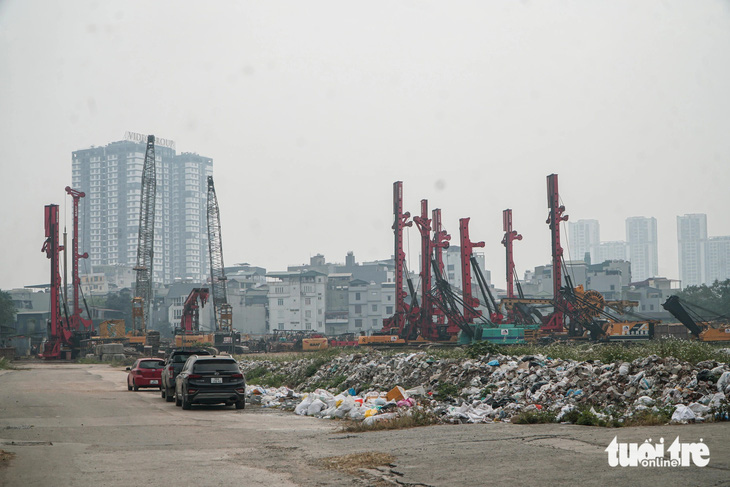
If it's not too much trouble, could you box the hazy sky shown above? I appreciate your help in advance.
[1,1,729,291]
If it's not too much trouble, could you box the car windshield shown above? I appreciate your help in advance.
[172,354,193,363]
[139,360,165,369]
[193,360,239,373]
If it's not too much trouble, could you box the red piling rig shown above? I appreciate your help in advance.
[414,200,440,340]
[40,205,73,359]
[501,209,522,299]
[543,174,569,332]
[65,187,92,333]
[381,181,413,336]
[431,208,451,333]
[180,288,210,333]
[459,218,485,324]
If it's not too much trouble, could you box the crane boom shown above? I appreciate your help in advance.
[65,186,92,333]
[133,135,156,335]
[206,176,232,331]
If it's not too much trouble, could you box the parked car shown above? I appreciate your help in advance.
[175,355,245,410]
[160,349,211,402]
[127,358,166,391]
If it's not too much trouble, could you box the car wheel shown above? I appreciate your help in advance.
[182,391,192,410]
[161,388,166,399]
[127,379,132,391]
[165,388,174,402]
[132,380,139,392]
[235,397,245,410]
[175,391,182,407]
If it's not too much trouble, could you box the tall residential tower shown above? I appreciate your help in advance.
[626,216,658,282]
[71,133,213,285]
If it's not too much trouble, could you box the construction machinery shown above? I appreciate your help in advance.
[132,135,156,343]
[40,185,96,359]
[64,187,93,334]
[360,182,415,346]
[500,174,655,341]
[662,295,730,342]
[206,176,239,352]
[173,287,215,348]
[39,205,73,359]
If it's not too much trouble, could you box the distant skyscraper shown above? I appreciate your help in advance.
[706,236,730,284]
[72,133,213,285]
[677,214,707,287]
[626,217,658,282]
[568,219,600,263]
[595,241,628,263]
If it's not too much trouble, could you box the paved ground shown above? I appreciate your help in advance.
[1,363,729,487]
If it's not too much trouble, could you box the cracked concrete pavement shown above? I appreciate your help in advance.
[1,363,728,487]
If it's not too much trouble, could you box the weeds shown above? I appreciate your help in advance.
[467,337,727,365]
[340,408,439,433]
[511,410,556,424]
[0,357,13,370]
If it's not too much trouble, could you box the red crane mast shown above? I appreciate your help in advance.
[431,208,452,333]
[501,209,522,299]
[40,205,72,359]
[543,173,569,332]
[65,186,92,333]
[382,181,413,336]
[459,218,485,324]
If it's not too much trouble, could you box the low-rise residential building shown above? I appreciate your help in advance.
[267,270,327,332]
[348,280,395,334]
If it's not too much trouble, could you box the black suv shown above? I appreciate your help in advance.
[175,355,246,410]
[160,349,211,402]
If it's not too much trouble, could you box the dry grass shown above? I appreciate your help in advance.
[339,409,439,433]
[318,451,396,475]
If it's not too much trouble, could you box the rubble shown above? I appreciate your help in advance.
[240,350,729,426]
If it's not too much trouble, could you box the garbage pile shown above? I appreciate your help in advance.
[239,351,730,425]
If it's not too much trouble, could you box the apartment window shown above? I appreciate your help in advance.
[318,308,322,315]
[386,306,393,314]
[305,323,312,330]
[305,310,312,318]
[278,323,284,330]
[275,286,285,294]
[305,298,311,305]
[372,319,378,328]
[355,305,362,314]
[387,295,392,301]
[355,319,362,328]
[447,264,455,271]
[277,299,284,306]
[355,292,361,300]
[371,304,377,312]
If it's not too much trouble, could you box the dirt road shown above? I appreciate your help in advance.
[1,363,728,486]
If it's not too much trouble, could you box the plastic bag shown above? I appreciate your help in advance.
[294,395,312,415]
[671,404,696,423]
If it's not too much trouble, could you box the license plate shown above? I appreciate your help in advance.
[150,380,158,384]
[211,377,223,384]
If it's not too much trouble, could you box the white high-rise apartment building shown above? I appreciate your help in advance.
[677,214,707,287]
[626,217,658,282]
[568,219,600,263]
[72,134,213,285]
[706,236,730,284]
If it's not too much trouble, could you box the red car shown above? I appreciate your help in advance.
[127,358,166,391]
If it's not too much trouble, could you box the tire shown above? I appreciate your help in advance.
[235,397,245,410]
[133,380,139,392]
[175,391,182,407]
[182,391,192,410]
[127,381,132,391]
[165,388,174,402]
[161,388,166,399]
